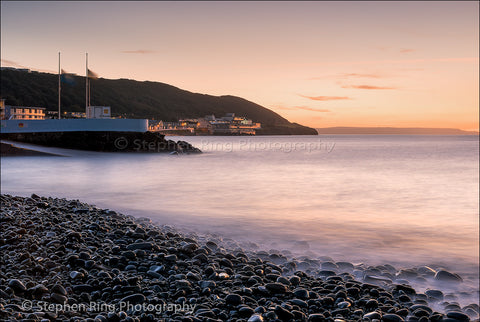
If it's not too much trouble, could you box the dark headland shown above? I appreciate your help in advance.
[1,69,317,136]
[1,194,478,321]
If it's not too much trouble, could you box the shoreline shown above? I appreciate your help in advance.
[0,142,63,157]
[0,194,478,321]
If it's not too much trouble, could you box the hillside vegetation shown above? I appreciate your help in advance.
[1,69,317,135]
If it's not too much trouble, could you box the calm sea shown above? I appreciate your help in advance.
[1,135,478,279]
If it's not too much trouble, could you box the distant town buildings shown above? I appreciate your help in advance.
[148,113,261,135]
[46,111,87,119]
[1,101,46,120]
[1,95,260,135]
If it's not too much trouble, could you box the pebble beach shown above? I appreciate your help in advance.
[1,194,478,322]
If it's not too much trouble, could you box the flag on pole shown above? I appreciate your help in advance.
[61,69,76,85]
[88,69,98,79]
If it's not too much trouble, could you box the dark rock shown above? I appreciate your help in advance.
[308,313,326,321]
[265,283,287,294]
[382,313,405,322]
[51,284,67,296]
[425,289,444,301]
[127,242,154,250]
[275,305,294,321]
[51,293,67,304]
[293,288,309,300]
[120,293,146,304]
[364,311,382,320]
[225,294,243,305]
[248,314,264,322]
[434,270,463,283]
[446,311,470,321]
[72,284,94,293]
[8,279,26,293]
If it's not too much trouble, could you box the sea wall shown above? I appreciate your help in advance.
[1,131,201,153]
[0,119,148,133]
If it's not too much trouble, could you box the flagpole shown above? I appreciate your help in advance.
[58,52,61,119]
[85,52,88,118]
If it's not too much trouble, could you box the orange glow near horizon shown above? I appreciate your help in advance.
[1,1,478,131]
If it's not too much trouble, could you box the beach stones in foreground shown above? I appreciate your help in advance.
[0,193,476,322]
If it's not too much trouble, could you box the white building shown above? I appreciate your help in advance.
[86,106,111,119]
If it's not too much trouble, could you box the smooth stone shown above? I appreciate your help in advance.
[165,254,177,262]
[364,311,382,320]
[199,280,216,289]
[412,309,430,318]
[238,306,255,316]
[149,265,164,273]
[417,266,436,276]
[446,311,470,321]
[276,276,291,285]
[394,284,416,295]
[382,313,405,322]
[308,313,326,321]
[410,305,433,314]
[265,283,287,293]
[98,271,112,279]
[425,289,444,300]
[50,293,67,304]
[225,294,243,305]
[72,284,94,293]
[293,288,309,300]
[365,299,379,310]
[248,314,264,322]
[336,261,355,271]
[176,279,192,290]
[147,271,162,279]
[126,242,153,250]
[51,284,67,296]
[290,299,308,308]
[364,275,393,284]
[180,242,198,253]
[289,276,301,285]
[337,301,351,308]
[186,272,201,281]
[69,271,84,279]
[321,262,339,270]
[120,293,145,304]
[275,305,294,321]
[8,279,26,293]
[29,284,49,295]
[434,270,463,283]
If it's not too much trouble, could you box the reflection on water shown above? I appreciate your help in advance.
[1,135,479,276]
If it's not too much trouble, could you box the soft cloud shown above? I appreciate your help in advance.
[1,59,55,73]
[121,50,157,54]
[309,73,384,80]
[341,85,396,90]
[1,59,25,68]
[275,106,330,112]
[400,48,415,54]
[299,95,351,101]
[296,106,330,112]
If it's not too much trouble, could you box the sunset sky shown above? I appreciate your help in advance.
[1,1,478,130]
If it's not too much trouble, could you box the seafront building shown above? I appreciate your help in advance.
[148,113,261,135]
[1,101,46,120]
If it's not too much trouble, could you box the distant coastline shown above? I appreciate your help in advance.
[316,127,479,135]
